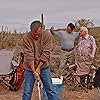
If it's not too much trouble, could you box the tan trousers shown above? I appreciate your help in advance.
[59,49,75,75]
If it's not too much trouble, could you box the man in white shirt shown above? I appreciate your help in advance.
[50,23,79,75]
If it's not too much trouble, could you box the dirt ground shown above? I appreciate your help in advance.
[0,45,100,100]
[0,82,100,100]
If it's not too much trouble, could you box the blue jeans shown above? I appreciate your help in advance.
[22,67,58,100]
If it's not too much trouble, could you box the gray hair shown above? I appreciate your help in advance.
[30,20,42,31]
[80,26,88,34]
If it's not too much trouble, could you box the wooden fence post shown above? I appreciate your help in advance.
[41,13,45,30]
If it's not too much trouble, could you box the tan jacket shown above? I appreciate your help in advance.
[21,31,52,71]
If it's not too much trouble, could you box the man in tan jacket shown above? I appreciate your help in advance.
[22,21,58,100]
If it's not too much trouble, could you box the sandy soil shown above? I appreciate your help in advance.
[0,45,100,100]
[0,82,100,100]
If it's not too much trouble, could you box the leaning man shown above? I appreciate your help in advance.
[22,21,58,100]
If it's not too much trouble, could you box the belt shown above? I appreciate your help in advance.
[62,48,74,52]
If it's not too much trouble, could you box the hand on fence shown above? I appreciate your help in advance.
[50,26,54,33]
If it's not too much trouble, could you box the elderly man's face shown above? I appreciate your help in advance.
[32,27,42,40]
[79,26,88,37]
[79,29,87,36]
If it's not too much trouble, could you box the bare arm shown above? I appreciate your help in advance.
[90,36,97,59]
[91,47,96,59]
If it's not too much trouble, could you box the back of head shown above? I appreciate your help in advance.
[30,20,42,31]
